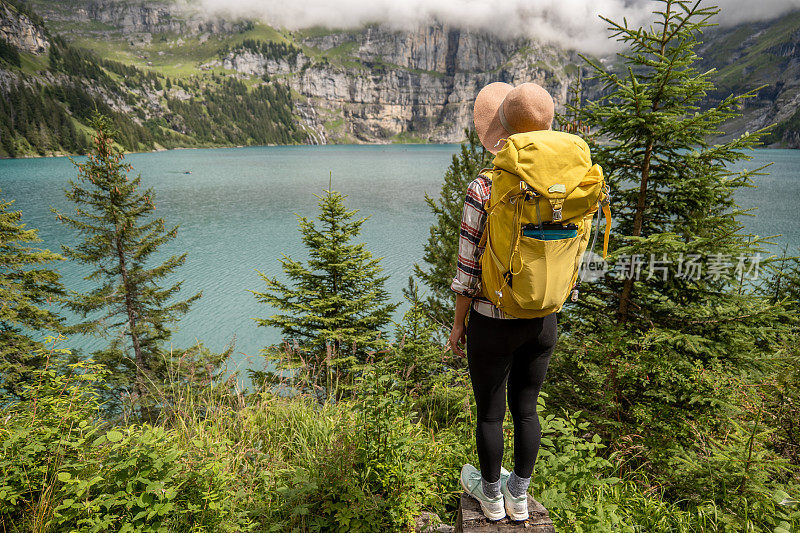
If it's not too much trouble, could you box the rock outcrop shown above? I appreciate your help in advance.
[86,0,243,36]
[0,2,49,54]
[27,0,245,38]
[215,52,309,78]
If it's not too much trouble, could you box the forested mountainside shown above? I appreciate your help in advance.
[695,13,800,147]
[0,0,303,157]
[1,0,799,157]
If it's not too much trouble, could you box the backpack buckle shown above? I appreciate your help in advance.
[600,185,611,206]
[520,182,537,198]
[551,207,563,221]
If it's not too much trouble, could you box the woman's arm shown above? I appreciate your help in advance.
[448,293,472,358]
[448,176,490,358]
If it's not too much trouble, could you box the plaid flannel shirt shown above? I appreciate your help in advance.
[450,170,516,319]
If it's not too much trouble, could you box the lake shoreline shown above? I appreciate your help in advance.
[2,138,795,160]
[0,140,446,160]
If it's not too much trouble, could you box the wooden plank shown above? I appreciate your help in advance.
[455,492,556,532]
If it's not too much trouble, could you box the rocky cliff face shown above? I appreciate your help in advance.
[86,0,242,36]
[27,0,245,40]
[219,51,309,77]
[213,22,582,143]
[0,2,49,54]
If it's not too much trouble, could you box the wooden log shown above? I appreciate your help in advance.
[414,510,454,532]
[455,492,556,532]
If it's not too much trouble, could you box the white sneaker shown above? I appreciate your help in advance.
[460,464,506,521]
[500,466,529,521]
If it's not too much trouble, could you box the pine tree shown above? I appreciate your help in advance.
[761,244,800,313]
[52,113,202,418]
[391,277,451,386]
[758,245,800,468]
[413,128,491,328]
[0,189,68,397]
[251,186,398,398]
[549,0,794,473]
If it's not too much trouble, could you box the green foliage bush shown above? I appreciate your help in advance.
[0,356,104,528]
[61,425,246,532]
[260,369,435,532]
[0,341,251,532]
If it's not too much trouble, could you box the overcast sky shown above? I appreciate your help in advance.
[177,0,800,54]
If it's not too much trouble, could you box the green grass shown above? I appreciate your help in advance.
[323,116,345,131]
[391,131,428,144]
[18,50,49,74]
[69,32,228,78]
[321,40,358,59]
[234,22,292,45]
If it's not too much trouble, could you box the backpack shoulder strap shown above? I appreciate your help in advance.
[476,169,493,248]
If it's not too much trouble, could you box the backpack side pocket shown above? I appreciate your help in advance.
[510,233,584,311]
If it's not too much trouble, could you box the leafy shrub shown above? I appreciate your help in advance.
[0,354,106,530]
[531,394,800,532]
[49,424,249,532]
[0,343,251,532]
[532,396,621,530]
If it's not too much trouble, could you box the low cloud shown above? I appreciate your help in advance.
[178,0,800,54]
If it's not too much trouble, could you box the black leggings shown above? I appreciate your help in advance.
[466,308,558,483]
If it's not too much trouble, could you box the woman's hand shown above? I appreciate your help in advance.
[448,322,466,358]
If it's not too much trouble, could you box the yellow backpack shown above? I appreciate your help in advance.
[478,130,611,318]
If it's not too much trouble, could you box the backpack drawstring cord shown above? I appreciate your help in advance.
[509,191,527,277]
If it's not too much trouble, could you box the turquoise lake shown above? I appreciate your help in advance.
[1,145,798,375]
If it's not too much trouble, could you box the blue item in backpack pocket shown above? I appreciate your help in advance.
[522,223,578,240]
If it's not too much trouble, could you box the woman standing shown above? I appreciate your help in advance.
[449,81,558,522]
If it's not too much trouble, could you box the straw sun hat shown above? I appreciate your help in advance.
[473,81,555,154]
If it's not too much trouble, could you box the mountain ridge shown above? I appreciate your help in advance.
[1,0,799,158]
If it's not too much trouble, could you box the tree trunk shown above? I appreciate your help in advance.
[616,1,672,323]
[115,234,146,417]
[617,139,653,322]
